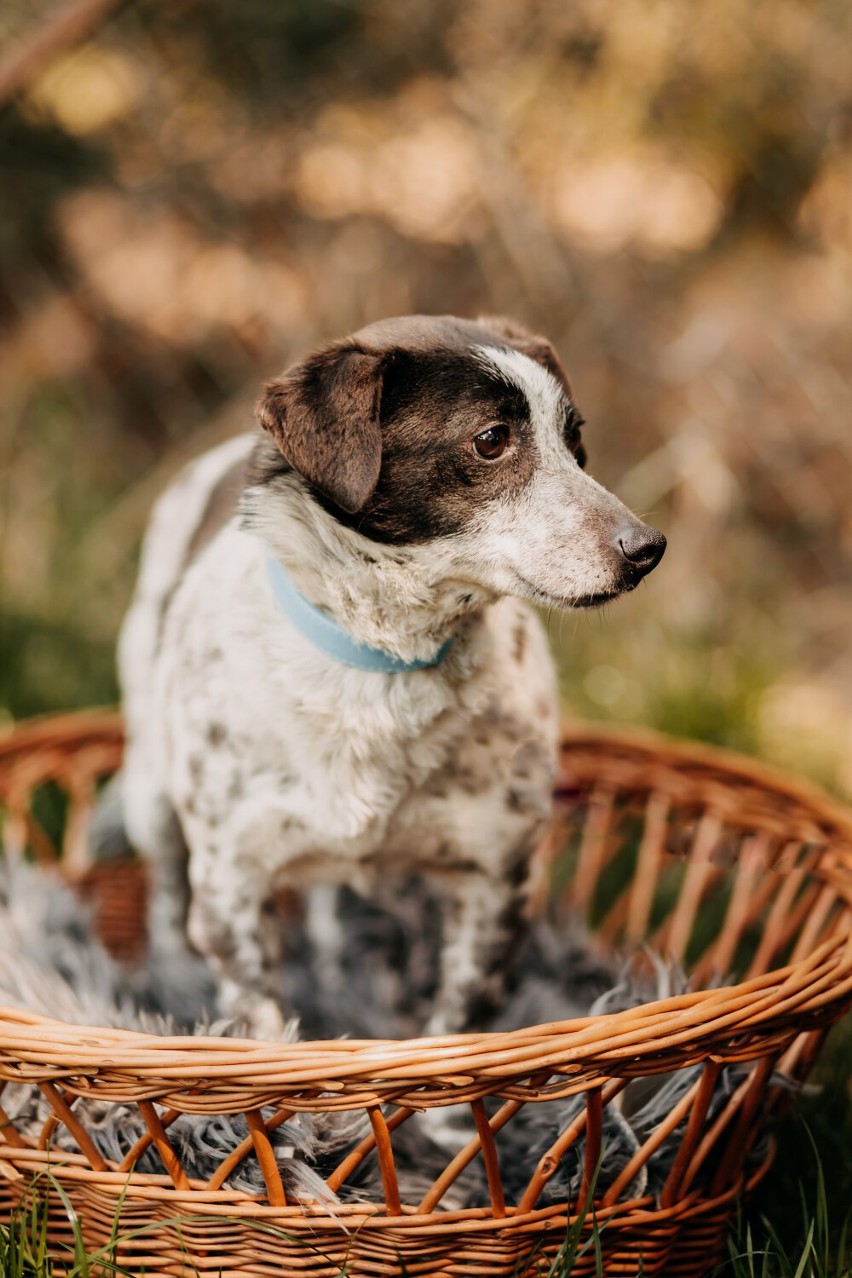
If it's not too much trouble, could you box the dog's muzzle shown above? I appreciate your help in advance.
[614,525,667,590]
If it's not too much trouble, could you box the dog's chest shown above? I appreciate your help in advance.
[158,533,555,870]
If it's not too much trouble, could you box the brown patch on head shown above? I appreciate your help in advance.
[349,347,537,544]
[256,342,386,514]
[252,315,587,544]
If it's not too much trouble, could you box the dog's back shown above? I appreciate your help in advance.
[119,434,253,738]
[118,434,255,946]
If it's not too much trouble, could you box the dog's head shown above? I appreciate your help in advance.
[254,315,665,610]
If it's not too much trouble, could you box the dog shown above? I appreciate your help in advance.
[119,314,665,1039]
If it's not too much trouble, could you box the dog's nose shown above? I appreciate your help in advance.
[615,526,667,581]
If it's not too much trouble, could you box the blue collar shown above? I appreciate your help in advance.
[265,554,455,673]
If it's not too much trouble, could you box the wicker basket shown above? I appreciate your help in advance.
[0,711,850,1278]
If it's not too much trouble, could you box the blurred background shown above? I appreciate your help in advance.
[1,0,852,788]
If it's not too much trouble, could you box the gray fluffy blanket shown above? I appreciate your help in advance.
[0,858,781,1210]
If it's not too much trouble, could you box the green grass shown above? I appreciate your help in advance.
[717,1132,851,1278]
[0,1176,135,1278]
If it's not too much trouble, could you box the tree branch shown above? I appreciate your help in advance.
[0,0,125,107]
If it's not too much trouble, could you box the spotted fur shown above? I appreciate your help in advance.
[119,315,665,1038]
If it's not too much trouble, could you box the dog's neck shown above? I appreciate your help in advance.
[242,475,497,665]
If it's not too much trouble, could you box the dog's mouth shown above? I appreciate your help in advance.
[513,573,623,610]
[571,589,622,609]
[576,571,648,607]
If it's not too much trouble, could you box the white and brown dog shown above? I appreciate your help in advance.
[119,315,665,1039]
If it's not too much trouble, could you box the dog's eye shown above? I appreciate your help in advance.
[563,407,584,443]
[473,426,509,460]
[564,406,587,468]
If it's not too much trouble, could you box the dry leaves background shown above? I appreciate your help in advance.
[2,0,852,793]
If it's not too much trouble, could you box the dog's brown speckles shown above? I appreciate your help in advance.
[188,755,204,784]
[507,789,523,813]
[443,857,495,879]
[511,739,549,779]
[503,846,533,890]
[190,892,238,962]
[207,722,228,747]
[481,707,526,744]
[280,815,305,834]
[512,622,527,664]
[424,752,495,799]
[432,840,460,863]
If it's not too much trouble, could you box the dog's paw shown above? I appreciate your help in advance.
[245,996,289,1041]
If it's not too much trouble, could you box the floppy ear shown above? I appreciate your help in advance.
[256,343,385,514]
[477,315,573,398]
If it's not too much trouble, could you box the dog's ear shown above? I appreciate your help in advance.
[477,315,573,398]
[256,344,385,514]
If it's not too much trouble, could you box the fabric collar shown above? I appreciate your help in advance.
[265,554,455,673]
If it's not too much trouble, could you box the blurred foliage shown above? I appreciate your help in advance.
[1,0,852,803]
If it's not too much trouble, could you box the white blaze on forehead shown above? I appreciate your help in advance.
[455,343,640,606]
[474,344,570,466]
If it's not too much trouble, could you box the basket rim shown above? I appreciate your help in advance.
[0,928,848,1105]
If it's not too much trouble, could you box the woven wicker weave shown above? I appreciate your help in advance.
[0,710,850,1277]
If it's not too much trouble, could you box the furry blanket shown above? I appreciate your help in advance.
[0,858,780,1210]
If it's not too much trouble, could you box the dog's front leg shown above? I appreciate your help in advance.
[187,864,288,1040]
[424,857,532,1037]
